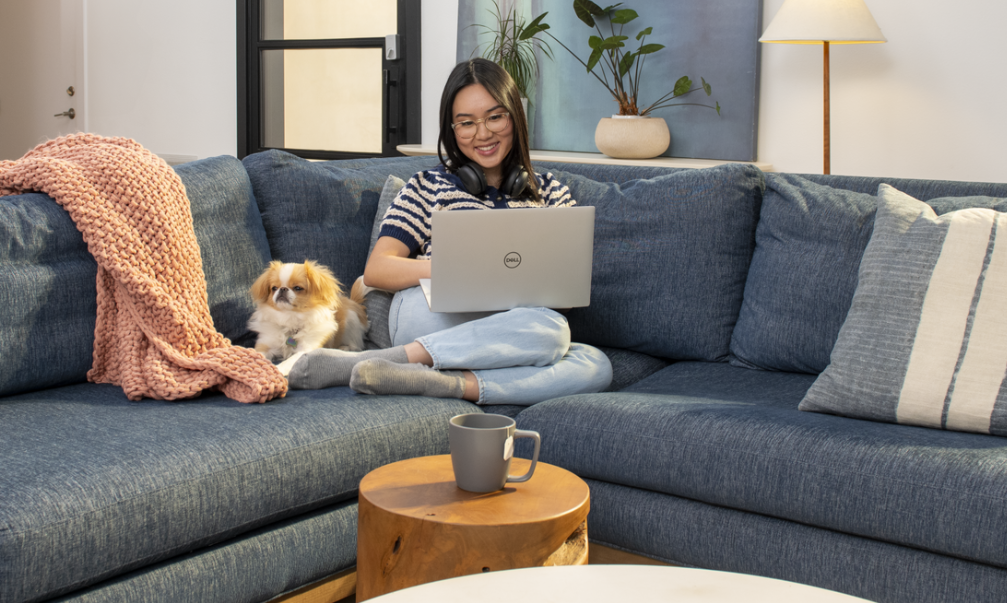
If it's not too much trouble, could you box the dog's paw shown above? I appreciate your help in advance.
[276,352,306,377]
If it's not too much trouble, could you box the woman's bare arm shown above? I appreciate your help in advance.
[363,236,431,292]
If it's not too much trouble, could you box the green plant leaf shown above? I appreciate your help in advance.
[589,35,603,50]
[702,77,712,96]
[716,101,721,116]
[574,0,605,27]
[526,12,548,29]
[520,13,550,40]
[600,35,628,50]
[619,51,635,77]
[587,47,604,73]
[673,75,692,97]
[636,26,653,41]
[519,22,550,39]
[637,43,663,55]
[612,9,638,24]
[600,4,623,14]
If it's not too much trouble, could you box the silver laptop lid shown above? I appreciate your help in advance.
[423,206,595,313]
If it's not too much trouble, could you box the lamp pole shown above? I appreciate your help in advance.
[758,0,886,175]
[823,41,831,175]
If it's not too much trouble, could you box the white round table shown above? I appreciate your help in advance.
[367,564,874,602]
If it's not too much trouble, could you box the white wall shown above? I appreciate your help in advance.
[9,0,1002,182]
[758,0,1007,181]
[84,0,236,160]
[420,0,459,155]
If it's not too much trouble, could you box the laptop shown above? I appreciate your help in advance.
[418,206,595,313]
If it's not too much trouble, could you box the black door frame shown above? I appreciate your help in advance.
[236,0,421,160]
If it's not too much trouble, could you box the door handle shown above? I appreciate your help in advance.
[384,69,398,142]
[55,108,76,119]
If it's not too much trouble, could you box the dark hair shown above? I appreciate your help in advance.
[437,58,540,202]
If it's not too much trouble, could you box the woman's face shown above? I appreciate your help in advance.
[451,83,513,185]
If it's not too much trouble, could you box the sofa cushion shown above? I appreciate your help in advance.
[557,163,765,361]
[584,479,1007,603]
[241,150,437,288]
[64,501,359,603]
[516,361,1007,570]
[370,174,405,255]
[0,383,477,602]
[732,173,1007,374]
[0,192,96,396]
[361,175,406,350]
[176,155,272,348]
[597,346,671,392]
[800,185,1007,435]
[729,175,877,373]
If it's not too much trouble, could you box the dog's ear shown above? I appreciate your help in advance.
[249,261,281,303]
[304,260,341,307]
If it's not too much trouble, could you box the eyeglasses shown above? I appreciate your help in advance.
[451,112,511,140]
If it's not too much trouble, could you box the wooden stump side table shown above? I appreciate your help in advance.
[356,454,590,601]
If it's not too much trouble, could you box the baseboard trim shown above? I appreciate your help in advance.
[268,541,670,602]
[588,542,675,566]
[268,566,357,603]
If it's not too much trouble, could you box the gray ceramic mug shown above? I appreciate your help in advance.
[449,413,541,493]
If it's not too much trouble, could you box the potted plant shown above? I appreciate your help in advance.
[521,0,721,158]
[470,1,554,116]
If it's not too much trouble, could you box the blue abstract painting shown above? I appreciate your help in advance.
[457,0,763,161]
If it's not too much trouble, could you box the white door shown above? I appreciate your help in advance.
[0,0,85,160]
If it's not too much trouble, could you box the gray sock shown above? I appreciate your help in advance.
[350,358,466,399]
[286,346,408,390]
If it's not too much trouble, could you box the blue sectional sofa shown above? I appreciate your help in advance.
[3,148,1007,603]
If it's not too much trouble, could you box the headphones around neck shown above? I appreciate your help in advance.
[456,162,530,198]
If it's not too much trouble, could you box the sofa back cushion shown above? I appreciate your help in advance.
[0,192,97,396]
[0,155,271,397]
[558,163,765,361]
[728,175,877,374]
[730,173,1007,374]
[241,150,438,288]
[175,155,273,348]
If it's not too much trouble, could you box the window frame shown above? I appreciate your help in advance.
[236,0,421,160]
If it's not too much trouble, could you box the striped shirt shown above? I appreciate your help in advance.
[377,165,576,258]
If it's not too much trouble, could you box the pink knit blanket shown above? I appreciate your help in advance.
[0,134,287,403]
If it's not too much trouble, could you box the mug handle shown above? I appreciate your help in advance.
[506,429,541,483]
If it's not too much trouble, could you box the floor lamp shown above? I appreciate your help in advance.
[759,0,886,174]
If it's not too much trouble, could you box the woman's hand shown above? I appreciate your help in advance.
[363,236,431,292]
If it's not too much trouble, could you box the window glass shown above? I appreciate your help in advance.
[261,0,397,40]
[261,48,383,153]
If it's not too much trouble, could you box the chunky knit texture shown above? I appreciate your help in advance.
[0,134,287,403]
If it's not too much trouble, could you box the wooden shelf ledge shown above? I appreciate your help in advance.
[396,144,773,172]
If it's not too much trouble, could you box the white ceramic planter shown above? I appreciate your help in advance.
[594,115,670,159]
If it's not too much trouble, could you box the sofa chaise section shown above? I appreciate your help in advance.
[0,152,481,602]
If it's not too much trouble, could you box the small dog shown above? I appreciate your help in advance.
[248,260,368,369]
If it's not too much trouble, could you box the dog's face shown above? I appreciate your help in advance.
[249,260,341,312]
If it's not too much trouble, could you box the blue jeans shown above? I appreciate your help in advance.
[388,286,612,405]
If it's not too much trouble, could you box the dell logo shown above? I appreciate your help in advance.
[504,252,522,268]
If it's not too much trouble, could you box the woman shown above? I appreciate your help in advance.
[285,58,612,405]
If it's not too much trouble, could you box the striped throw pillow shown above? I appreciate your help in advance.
[800,184,1007,435]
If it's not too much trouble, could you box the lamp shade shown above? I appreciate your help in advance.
[759,0,886,44]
